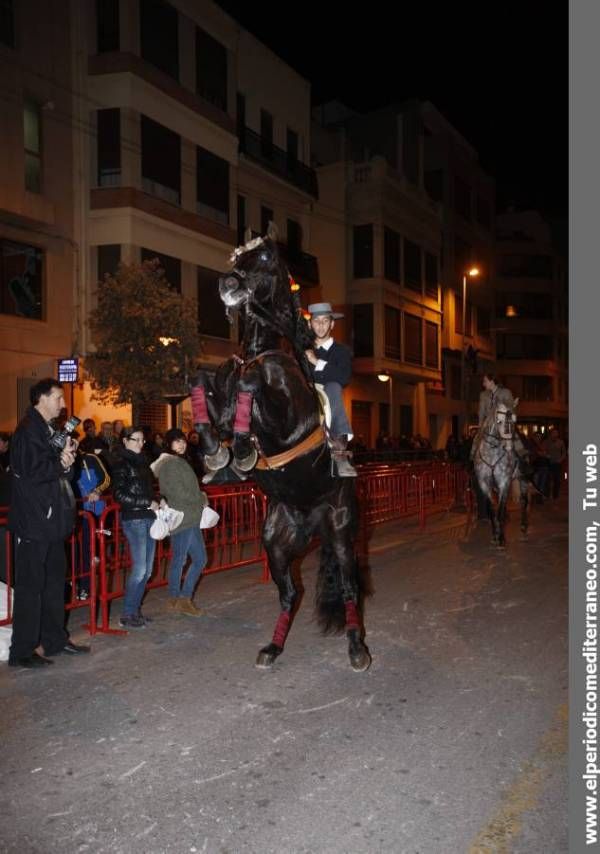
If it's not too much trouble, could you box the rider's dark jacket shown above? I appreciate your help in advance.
[311,340,352,387]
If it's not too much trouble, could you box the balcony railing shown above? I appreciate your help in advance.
[239,126,318,198]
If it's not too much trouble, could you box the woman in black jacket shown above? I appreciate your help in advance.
[111,426,158,628]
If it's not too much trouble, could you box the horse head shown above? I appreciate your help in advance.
[494,398,519,439]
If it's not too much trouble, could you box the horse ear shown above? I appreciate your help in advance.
[266,220,279,242]
[513,397,520,408]
[244,227,252,244]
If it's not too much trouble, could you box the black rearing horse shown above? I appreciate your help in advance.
[190,233,371,672]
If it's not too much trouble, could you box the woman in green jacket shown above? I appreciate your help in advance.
[152,428,208,616]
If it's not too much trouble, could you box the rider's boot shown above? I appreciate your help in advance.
[330,436,357,478]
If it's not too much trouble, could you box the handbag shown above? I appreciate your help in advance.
[200,506,220,529]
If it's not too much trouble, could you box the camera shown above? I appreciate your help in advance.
[49,415,81,452]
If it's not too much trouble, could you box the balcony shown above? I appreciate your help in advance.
[239,126,318,199]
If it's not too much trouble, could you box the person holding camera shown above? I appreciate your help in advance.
[8,378,90,669]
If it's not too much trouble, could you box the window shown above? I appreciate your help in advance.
[352,304,373,357]
[1,239,43,319]
[403,239,422,293]
[237,195,246,246]
[260,205,274,236]
[424,169,443,202]
[141,116,180,205]
[196,146,229,224]
[287,219,302,256]
[287,128,298,173]
[384,228,400,283]
[141,248,181,292]
[522,376,553,402]
[260,110,273,159]
[476,196,491,229]
[496,334,554,360]
[353,224,373,278]
[24,100,42,193]
[384,305,401,360]
[96,0,119,52]
[499,254,554,278]
[140,0,178,80]
[404,313,422,364]
[97,244,121,282]
[1,0,15,47]
[425,321,438,368]
[196,27,227,112]
[198,265,229,338]
[97,108,120,186]
[424,252,438,299]
[454,176,471,220]
[495,291,553,320]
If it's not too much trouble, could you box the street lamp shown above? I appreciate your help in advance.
[461,266,480,433]
[377,370,393,435]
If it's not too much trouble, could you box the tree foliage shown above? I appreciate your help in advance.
[85,260,201,407]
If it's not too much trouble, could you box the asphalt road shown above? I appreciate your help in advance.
[0,498,568,854]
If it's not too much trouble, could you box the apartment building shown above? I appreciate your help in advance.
[493,209,568,436]
[0,0,77,430]
[312,101,444,446]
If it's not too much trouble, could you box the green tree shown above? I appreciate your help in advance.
[85,259,200,407]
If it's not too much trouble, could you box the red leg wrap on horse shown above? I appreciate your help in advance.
[272,611,291,648]
[345,601,360,631]
[191,386,210,424]
[233,391,253,434]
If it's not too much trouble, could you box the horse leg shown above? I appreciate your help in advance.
[320,489,371,672]
[256,503,307,669]
[476,468,498,544]
[496,487,509,548]
[190,375,230,470]
[519,477,529,538]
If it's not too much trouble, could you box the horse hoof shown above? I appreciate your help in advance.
[204,444,230,471]
[234,448,258,472]
[255,651,276,669]
[350,649,372,672]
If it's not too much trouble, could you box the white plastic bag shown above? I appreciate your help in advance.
[150,504,185,539]
[200,506,220,529]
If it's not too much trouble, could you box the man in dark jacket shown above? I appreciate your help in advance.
[304,302,356,477]
[8,378,90,668]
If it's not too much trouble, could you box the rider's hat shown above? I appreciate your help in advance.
[307,302,344,319]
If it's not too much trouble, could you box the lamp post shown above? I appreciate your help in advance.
[377,370,393,435]
[460,267,480,434]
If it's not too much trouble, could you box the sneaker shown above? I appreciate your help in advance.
[77,590,89,601]
[138,611,153,624]
[119,614,146,629]
[174,598,203,617]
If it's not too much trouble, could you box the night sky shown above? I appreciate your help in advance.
[216,0,568,222]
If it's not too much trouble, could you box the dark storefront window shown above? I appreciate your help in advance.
[403,239,422,293]
[97,108,120,186]
[384,227,400,283]
[353,224,373,279]
[198,265,229,339]
[384,305,401,360]
[1,239,43,319]
[141,116,180,205]
[196,27,227,111]
[352,303,374,357]
[197,146,229,224]
[141,248,181,292]
[96,0,119,52]
[141,0,178,80]
[404,313,422,364]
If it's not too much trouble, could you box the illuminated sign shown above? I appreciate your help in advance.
[57,358,79,383]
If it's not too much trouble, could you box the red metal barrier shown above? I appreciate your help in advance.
[0,514,13,627]
[0,463,471,636]
[95,483,269,634]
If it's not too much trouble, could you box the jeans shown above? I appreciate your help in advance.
[121,518,156,617]
[168,526,206,598]
[323,382,352,437]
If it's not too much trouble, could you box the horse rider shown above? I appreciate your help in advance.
[471,372,532,477]
[304,302,357,477]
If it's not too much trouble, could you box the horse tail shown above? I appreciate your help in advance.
[315,542,347,634]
